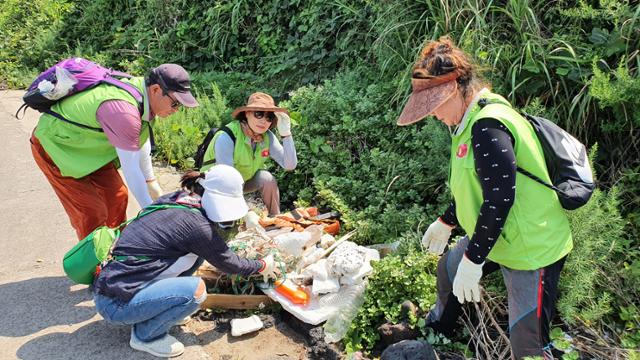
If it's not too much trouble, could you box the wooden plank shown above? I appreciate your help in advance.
[202,294,274,310]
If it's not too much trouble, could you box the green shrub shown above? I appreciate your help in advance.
[559,188,626,325]
[344,250,439,353]
[558,183,640,351]
[0,0,74,87]
[277,68,451,244]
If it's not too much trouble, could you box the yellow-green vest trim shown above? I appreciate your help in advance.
[201,120,271,181]
[34,77,150,178]
[449,92,572,270]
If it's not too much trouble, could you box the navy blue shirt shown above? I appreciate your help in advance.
[94,191,262,302]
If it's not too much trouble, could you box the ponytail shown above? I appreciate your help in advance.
[413,36,489,99]
[180,170,205,196]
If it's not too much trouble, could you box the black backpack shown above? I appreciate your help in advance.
[193,126,236,170]
[479,99,595,210]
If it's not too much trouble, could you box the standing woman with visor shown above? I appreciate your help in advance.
[200,92,297,217]
[396,37,572,359]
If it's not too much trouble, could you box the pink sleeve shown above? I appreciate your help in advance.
[96,100,142,151]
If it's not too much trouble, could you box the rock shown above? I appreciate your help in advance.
[378,321,420,347]
[259,314,277,328]
[400,300,418,320]
[280,311,342,360]
[380,340,437,360]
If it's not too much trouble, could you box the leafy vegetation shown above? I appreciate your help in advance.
[343,250,439,353]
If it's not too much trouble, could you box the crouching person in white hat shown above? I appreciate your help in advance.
[93,164,283,358]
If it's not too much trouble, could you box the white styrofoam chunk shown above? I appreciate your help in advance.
[230,315,264,336]
[326,241,366,277]
[340,248,380,285]
[274,232,312,257]
[305,259,330,280]
[312,276,340,295]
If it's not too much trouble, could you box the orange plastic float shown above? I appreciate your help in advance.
[274,279,309,305]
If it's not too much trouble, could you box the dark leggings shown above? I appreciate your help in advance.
[426,236,566,359]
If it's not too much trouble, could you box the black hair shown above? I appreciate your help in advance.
[180,170,205,196]
[145,68,160,87]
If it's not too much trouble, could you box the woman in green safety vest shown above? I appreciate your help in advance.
[393,37,573,359]
[200,92,297,217]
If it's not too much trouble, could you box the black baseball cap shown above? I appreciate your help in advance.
[152,64,199,108]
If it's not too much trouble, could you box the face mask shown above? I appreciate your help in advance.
[217,220,236,230]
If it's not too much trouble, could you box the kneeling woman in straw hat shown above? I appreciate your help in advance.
[93,164,283,358]
[395,37,572,359]
[200,92,297,216]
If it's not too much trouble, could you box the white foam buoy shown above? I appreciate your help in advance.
[230,315,264,336]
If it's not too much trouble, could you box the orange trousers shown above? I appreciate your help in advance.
[30,134,128,240]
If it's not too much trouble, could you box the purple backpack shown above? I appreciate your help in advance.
[17,58,144,132]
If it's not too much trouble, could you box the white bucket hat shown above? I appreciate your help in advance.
[198,165,248,222]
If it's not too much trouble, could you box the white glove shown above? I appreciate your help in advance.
[258,254,284,283]
[452,254,484,304]
[421,218,454,255]
[275,112,291,137]
[147,179,164,200]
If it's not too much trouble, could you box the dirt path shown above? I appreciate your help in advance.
[0,90,308,360]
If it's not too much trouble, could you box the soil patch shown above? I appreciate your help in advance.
[186,312,308,360]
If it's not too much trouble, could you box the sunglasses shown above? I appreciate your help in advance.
[165,92,181,110]
[253,111,275,123]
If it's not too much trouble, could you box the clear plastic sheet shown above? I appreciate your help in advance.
[39,66,77,100]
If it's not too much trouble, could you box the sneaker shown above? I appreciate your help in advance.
[130,328,185,358]
[175,315,192,326]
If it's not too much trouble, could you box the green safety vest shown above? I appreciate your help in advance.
[201,120,271,181]
[449,92,572,270]
[34,77,150,179]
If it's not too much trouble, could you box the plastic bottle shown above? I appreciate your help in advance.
[274,279,309,305]
[322,282,367,343]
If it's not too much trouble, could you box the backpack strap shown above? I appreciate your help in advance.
[15,103,29,120]
[221,126,236,143]
[514,166,559,192]
[110,70,133,78]
[148,121,157,155]
[119,203,202,229]
[101,77,144,115]
[44,109,104,132]
[201,126,236,168]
